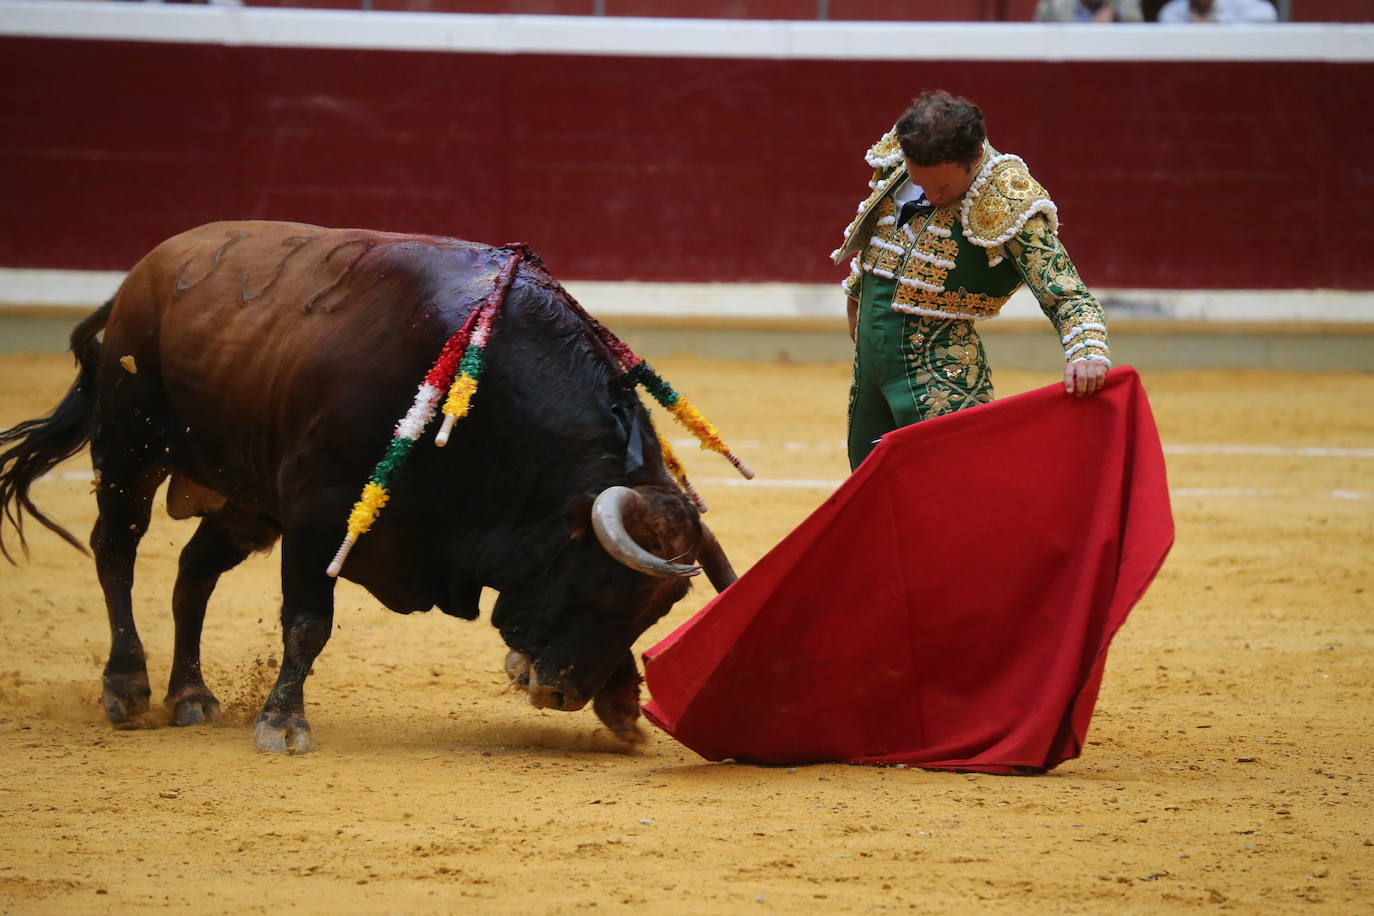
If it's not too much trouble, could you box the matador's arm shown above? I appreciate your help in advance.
[1004,214,1112,368]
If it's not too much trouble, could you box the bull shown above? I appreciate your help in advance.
[0,220,737,754]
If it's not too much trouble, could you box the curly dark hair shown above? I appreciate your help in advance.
[895,91,986,168]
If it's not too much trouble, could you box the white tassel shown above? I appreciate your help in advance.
[393,383,442,441]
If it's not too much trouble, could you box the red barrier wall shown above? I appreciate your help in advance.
[1,36,1370,289]
[1291,0,1374,21]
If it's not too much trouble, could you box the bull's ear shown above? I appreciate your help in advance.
[564,497,595,540]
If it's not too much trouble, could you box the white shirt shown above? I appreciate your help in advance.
[1157,0,1278,23]
[892,179,928,214]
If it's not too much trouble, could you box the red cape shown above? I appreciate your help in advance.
[643,368,1173,774]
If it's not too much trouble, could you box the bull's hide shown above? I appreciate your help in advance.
[0,220,734,754]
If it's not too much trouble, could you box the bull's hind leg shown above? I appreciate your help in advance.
[90,462,168,726]
[253,520,337,754]
[166,506,280,726]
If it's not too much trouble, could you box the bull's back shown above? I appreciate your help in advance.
[101,221,502,502]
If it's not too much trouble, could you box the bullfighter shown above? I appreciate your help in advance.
[833,90,1113,470]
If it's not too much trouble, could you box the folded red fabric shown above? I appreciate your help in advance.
[643,367,1173,774]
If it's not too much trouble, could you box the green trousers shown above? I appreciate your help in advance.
[847,284,995,470]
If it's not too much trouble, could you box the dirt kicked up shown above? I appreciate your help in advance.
[1,352,1371,914]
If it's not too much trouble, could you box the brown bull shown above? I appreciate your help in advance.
[0,220,736,753]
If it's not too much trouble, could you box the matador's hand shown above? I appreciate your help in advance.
[1064,360,1108,397]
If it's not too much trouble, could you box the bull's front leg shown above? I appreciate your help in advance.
[593,651,645,744]
[254,530,337,754]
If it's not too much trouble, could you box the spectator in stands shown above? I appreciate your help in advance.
[1157,0,1278,22]
[831,91,1111,471]
[1034,0,1143,22]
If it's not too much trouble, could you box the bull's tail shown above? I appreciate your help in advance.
[0,298,112,562]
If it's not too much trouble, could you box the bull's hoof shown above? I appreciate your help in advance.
[253,713,313,755]
[166,689,222,727]
[593,683,640,736]
[593,693,643,743]
[607,723,647,745]
[101,674,151,728]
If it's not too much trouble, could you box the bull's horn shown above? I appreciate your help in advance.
[591,486,701,579]
[696,522,737,593]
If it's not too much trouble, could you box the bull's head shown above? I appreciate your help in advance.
[493,484,735,735]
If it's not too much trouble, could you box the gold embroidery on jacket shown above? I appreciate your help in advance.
[865,198,904,276]
[860,206,1020,319]
[963,158,1057,247]
[1005,214,1111,362]
[866,129,902,167]
[894,286,1007,319]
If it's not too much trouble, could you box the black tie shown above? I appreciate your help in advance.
[899,196,933,226]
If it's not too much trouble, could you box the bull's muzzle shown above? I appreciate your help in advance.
[503,649,589,711]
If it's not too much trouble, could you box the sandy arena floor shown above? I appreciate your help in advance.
[1,352,1371,914]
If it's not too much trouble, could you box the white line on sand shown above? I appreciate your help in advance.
[673,439,1374,459]
[1162,445,1374,459]
[38,444,1374,466]
[696,479,1371,500]
[32,455,1373,501]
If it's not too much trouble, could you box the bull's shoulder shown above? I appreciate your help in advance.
[145,221,491,270]
[130,221,506,327]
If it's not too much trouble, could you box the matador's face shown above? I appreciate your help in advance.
[904,158,978,209]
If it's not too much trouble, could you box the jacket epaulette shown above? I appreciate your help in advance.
[960,154,1058,250]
